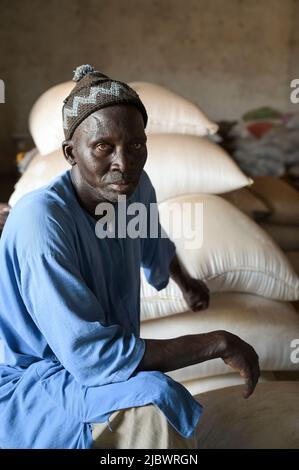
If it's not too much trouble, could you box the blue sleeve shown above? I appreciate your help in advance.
[20,251,145,387]
[141,178,176,291]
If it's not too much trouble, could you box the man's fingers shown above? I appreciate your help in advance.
[249,350,260,395]
[185,279,210,312]
[222,359,258,398]
[243,375,254,399]
[220,337,260,399]
[242,363,260,398]
[200,283,210,296]
[199,291,210,308]
[193,297,209,311]
[252,361,260,391]
[193,301,205,311]
[242,364,256,398]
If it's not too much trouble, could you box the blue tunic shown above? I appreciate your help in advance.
[0,169,202,449]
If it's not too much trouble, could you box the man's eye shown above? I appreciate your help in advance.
[96,143,110,151]
[132,143,143,150]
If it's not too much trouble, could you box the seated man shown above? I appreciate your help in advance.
[0,65,259,449]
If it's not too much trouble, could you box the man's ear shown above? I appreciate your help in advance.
[62,140,76,166]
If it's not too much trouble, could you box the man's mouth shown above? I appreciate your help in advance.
[108,181,134,192]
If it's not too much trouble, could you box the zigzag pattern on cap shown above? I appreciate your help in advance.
[63,82,135,130]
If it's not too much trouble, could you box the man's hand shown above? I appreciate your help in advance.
[0,203,10,232]
[221,331,260,398]
[181,277,210,312]
[169,253,210,312]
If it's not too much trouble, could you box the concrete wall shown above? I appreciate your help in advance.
[289,0,299,87]
[0,0,298,174]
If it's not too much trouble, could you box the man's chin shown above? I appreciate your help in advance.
[101,184,137,203]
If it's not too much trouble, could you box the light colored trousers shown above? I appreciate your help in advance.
[92,395,202,449]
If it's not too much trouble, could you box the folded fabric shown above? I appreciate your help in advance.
[144,135,252,200]
[233,140,285,177]
[246,121,275,139]
[250,176,299,225]
[140,292,299,381]
[229,124,299,178]
[129,81,218,136]
[242,107,282,122]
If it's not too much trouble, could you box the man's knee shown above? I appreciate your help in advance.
[92,403,199,449]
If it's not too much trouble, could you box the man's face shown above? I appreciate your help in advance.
[67,104,147,204]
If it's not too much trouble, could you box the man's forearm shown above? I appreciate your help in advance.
[136,331,226,373]
[136,330,260,398]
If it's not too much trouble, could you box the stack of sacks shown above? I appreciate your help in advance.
[220,178,299,280]
[221,187,272,222]
[8,81,299,396]
[140,193,299,390]
[250,176,299,253]
[130,85,299,393]
[9,134,253,206]
[9,81,251,203]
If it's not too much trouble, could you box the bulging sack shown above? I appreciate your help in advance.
[130,81,218,136]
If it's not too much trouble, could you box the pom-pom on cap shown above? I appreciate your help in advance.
[73,64,95,82]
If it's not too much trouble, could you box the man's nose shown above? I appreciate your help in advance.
[111,149,134,174]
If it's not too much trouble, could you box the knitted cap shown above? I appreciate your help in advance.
[62,64,148,140]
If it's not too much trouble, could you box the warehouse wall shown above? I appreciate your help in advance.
[0,0,298,174]
[289,0,299,86]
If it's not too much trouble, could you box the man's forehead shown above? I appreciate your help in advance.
[91,112,119,130]
[81,107,145,138]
